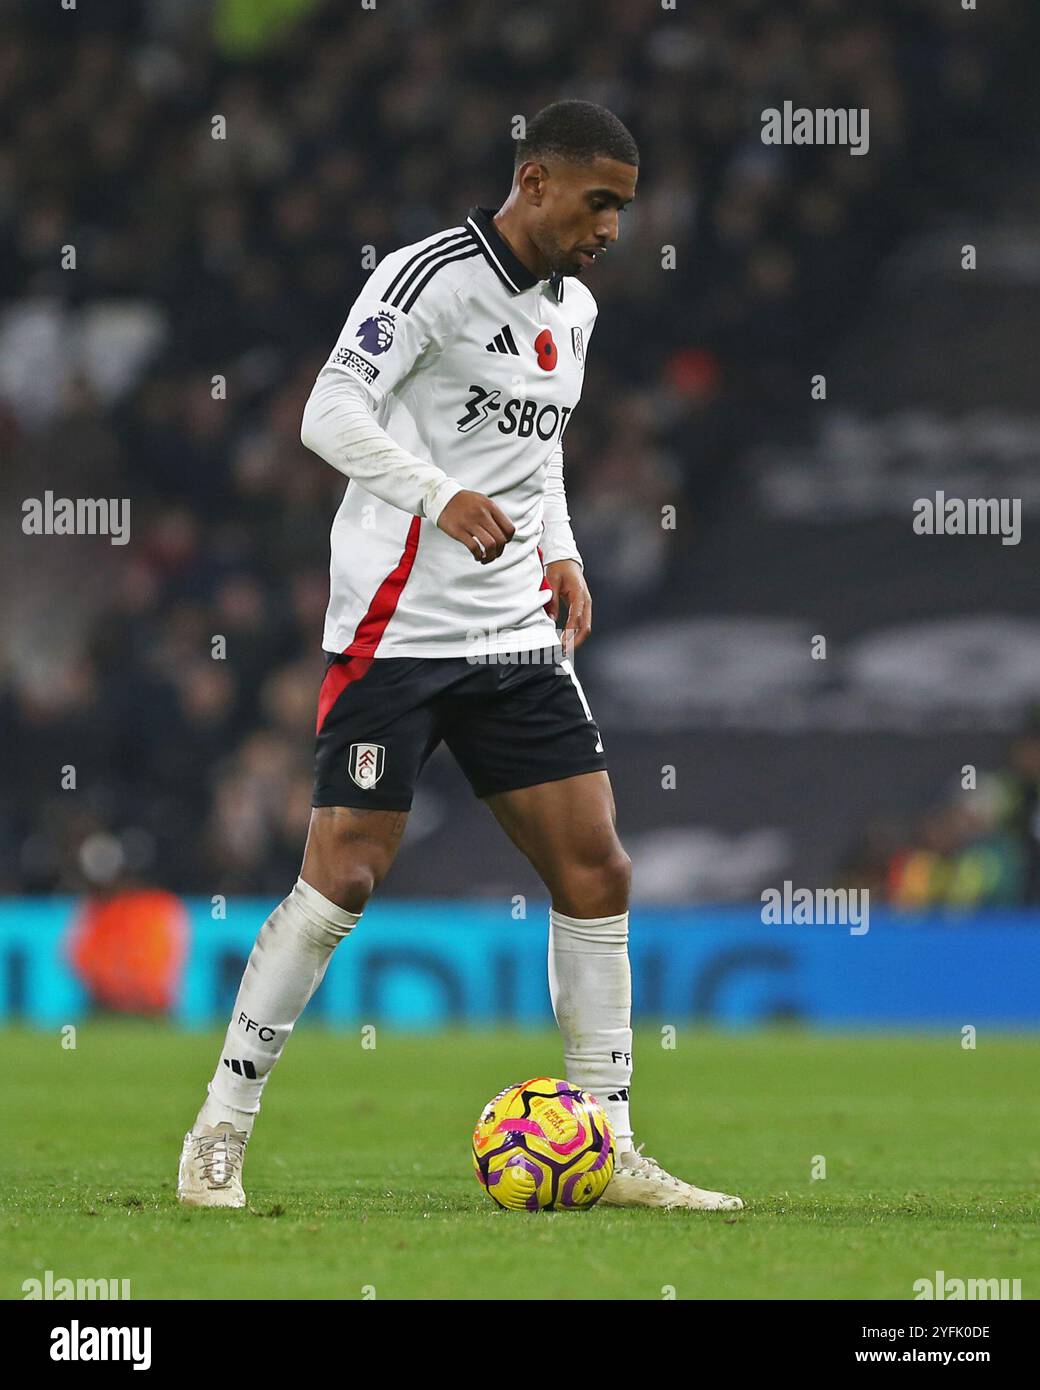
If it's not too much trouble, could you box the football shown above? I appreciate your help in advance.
[472,1076,615,1211]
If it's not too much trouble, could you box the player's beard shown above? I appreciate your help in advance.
[538,225,583,277]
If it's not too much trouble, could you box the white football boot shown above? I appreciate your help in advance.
[599,1144,744,1211]
[177,1122,249,1209]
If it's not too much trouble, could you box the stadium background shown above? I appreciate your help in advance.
[1,0,1039,1033]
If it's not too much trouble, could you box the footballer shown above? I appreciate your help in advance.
[178,100,743,1213]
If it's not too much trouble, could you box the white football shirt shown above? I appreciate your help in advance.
[311,207,597,659]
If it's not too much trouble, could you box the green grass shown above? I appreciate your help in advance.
[1,1023,1037,1299]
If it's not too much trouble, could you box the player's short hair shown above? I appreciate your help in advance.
[515,100,639,170]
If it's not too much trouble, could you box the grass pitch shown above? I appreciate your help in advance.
[1,1023,1036,1300]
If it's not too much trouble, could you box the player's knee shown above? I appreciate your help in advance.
[599,846,632,907]
[301,846,379,914]
[554,844,631,917]
[302,809,402,913]
[315,864,377,915]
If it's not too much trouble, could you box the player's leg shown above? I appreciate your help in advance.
[441,658,637,1140]
[177,807,408,1208]
[486,770,742,1211]
[447,658,743,1211]
[178,654,431,1208]
[199,806,406,1128]
[484,768,635,1149]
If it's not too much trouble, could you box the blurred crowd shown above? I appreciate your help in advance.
[0,0,1025,893]
[841,714,1040,909]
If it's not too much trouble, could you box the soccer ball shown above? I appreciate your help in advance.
[472,1076,614,1211]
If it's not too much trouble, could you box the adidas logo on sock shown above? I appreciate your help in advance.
[485,324,519,355]
[223,1057,257,1079]
[606,1088,629,1102]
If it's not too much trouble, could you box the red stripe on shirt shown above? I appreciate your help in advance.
[315,516,422,734]
[347,515,422,657]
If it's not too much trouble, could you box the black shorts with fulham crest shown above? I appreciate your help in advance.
[312,650,608,810]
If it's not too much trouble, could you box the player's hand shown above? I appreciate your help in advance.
[545,559,592,655]
[437,490,515,564]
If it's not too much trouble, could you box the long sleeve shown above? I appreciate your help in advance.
[540,444,583,568]
[301,239,470,523]
[300,369,463,523]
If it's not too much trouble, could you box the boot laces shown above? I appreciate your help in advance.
[626,1143,685,1189]
[193,1128,247,1188]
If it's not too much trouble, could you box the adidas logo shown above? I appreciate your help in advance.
[485,324,519,355]
[606,1088,629,1103]
[223,1057,257,1079]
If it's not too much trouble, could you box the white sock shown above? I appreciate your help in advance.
[548,908,634,1155]
[195,878,360,1135]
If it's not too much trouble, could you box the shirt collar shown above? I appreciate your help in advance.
[465,206,565,301]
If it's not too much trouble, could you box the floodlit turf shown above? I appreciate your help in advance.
[1,1023,1037,1300]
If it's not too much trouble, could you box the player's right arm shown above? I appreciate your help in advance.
[300,246,513,563]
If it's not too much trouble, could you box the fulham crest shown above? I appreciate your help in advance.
[348,742,385,789]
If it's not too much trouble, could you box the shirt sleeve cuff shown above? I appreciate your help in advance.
[421,476,465,526]
[540,522,584,569]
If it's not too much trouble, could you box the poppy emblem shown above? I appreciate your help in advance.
[534,328,558,372]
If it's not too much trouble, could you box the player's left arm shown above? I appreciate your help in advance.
[542,443,592,652]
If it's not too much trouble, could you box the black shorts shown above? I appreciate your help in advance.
[313,649,607,810]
